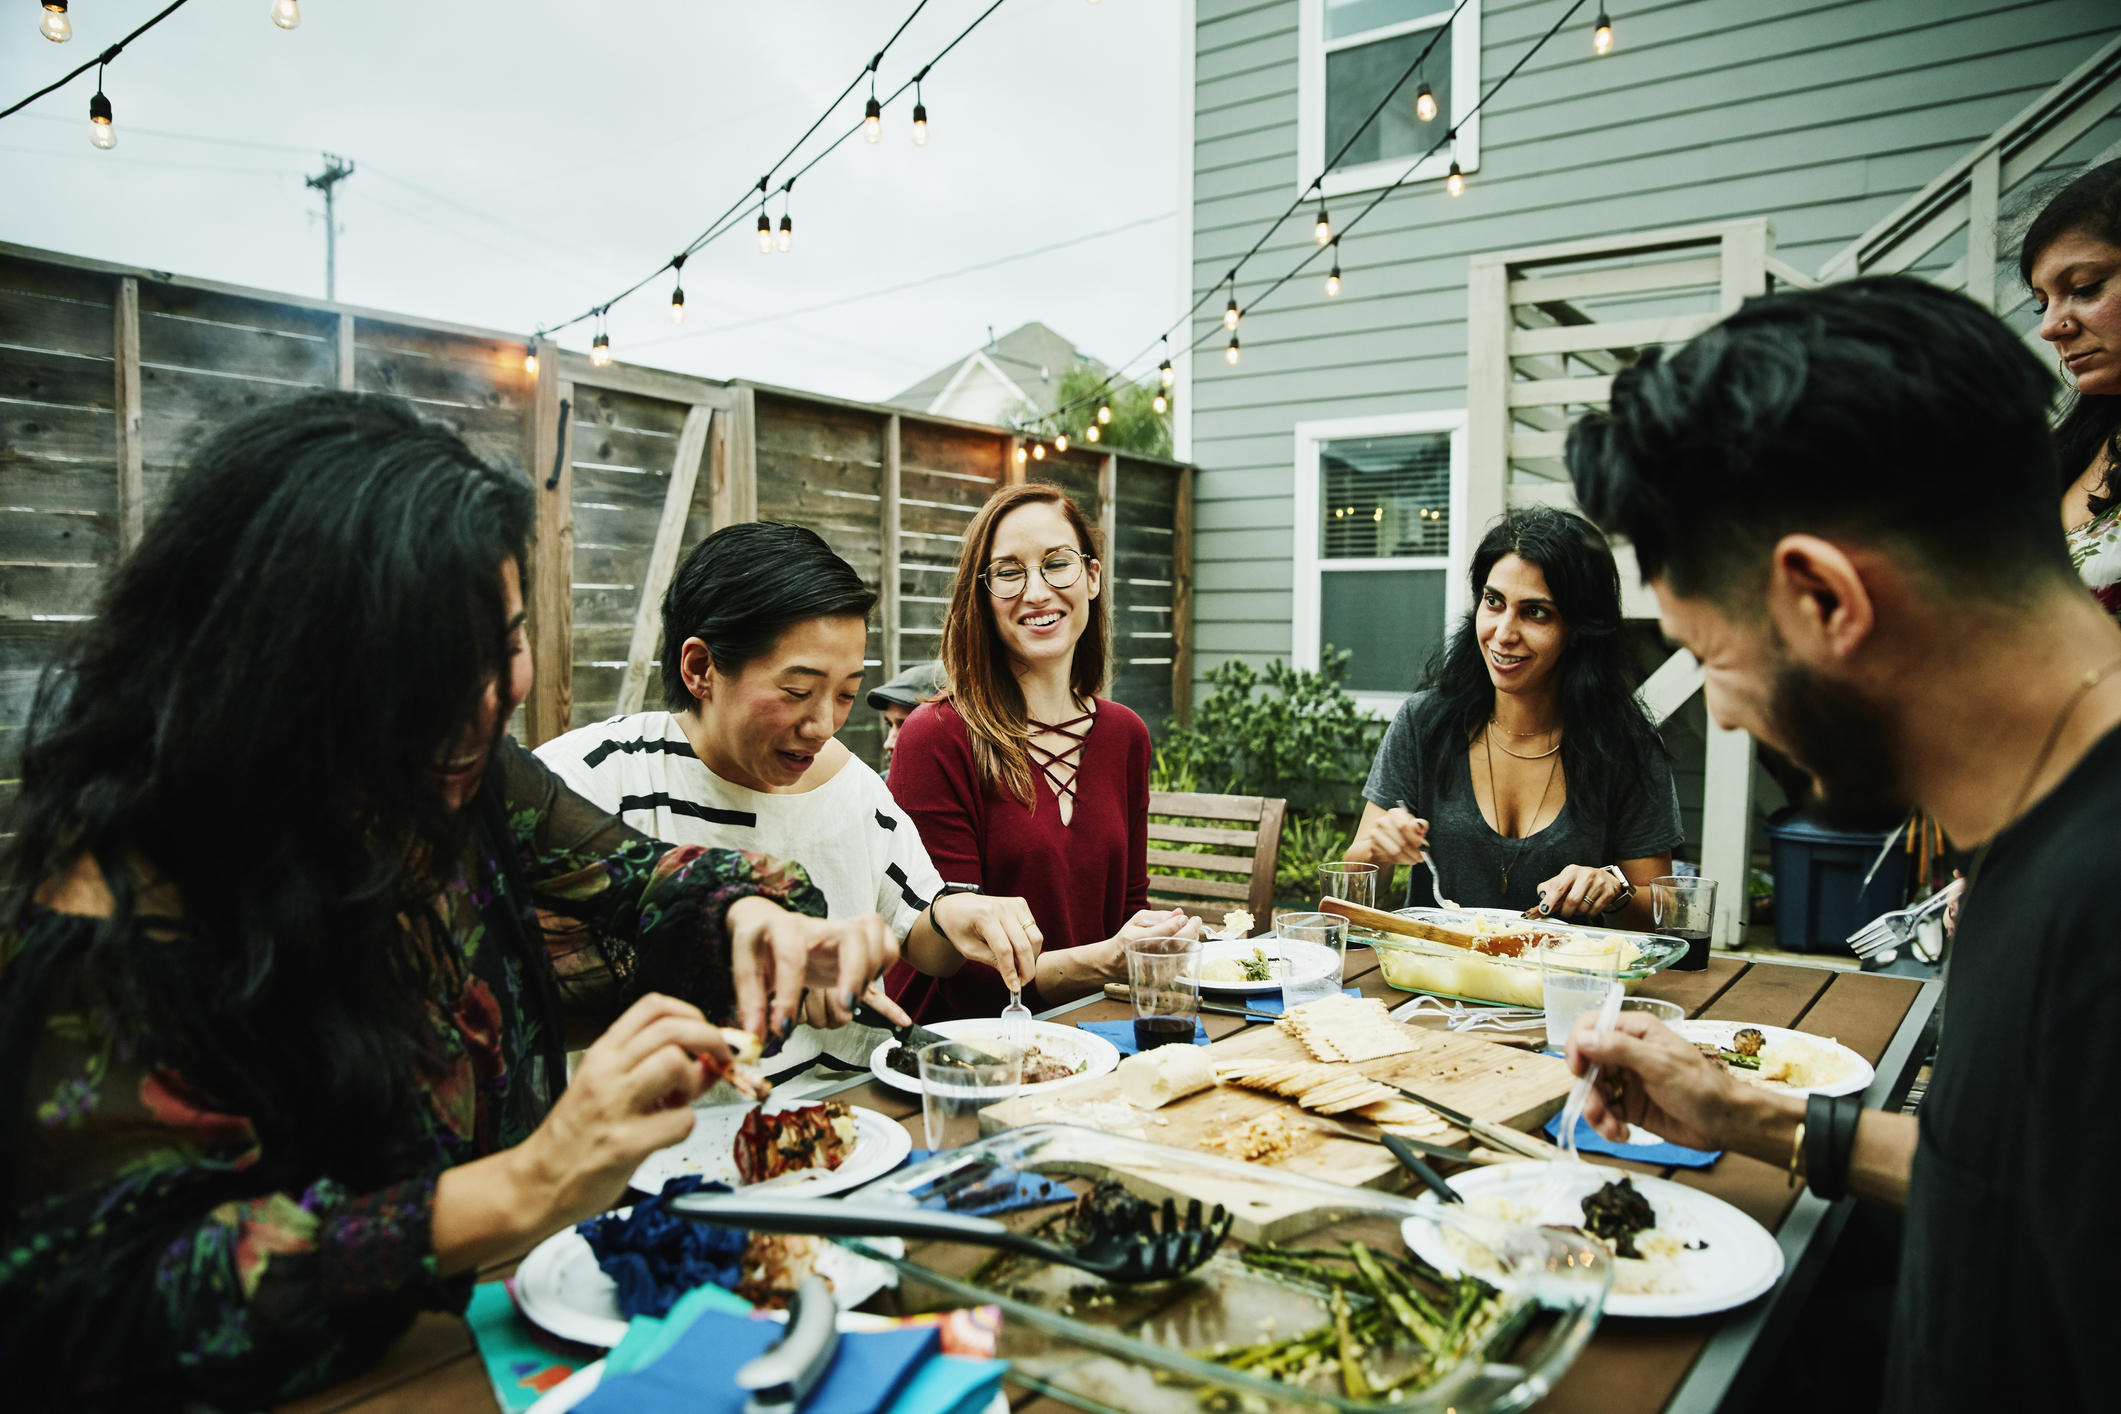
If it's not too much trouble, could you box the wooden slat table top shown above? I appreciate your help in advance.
[299,951,1927,1414]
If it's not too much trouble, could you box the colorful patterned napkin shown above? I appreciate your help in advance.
[467,1282,599,1411]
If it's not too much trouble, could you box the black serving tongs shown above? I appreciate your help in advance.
[671,1191,1233,1283]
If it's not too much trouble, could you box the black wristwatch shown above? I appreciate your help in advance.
[928,882,981,943]
[1598,865,1636,915]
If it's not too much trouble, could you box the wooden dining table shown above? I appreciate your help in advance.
[283,944,1937,1414]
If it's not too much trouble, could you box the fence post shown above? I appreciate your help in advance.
[113,277,143,557]
[526,352,574,744]
[1171,465,1194,727]
[714,384,758,527]
[1464,255,1509,540]
[1097,453,1118,561]
[881,413,901,679]
[335,312,356,392]
[616,405,713,716]
[1003,436,1024,486]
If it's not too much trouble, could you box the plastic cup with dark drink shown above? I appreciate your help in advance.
[1651,876,1719,972]
[1127,937,1202,1052]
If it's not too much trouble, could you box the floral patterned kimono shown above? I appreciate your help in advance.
[0,738,823,1410]
[2068,501,2121,618]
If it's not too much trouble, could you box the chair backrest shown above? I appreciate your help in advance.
[1144,790,1289,937]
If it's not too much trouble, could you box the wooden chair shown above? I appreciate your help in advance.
[1145,791,1289,937]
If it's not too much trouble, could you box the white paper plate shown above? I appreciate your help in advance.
[628,1102,912,1196]
[514,1214,902,1348]
[1677,1021,1873,1099]
[868,1018,1120,1097]
[1195,935,1340,995]
[1402,1163,1784,1318]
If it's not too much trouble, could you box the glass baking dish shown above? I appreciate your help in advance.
[1369,908,1688,1007]
[839,1123,1609,1414]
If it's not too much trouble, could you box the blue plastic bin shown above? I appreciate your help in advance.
[1763,807,1910,953]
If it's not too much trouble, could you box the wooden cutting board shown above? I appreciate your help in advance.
[978,1021,1574,1242]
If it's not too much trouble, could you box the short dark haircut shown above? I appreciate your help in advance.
[2017,157,2121,513]
[660,521,877,711]
[1567,275,2069,605]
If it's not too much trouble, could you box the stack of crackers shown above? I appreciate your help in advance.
[1215,1058,1452,1138]
[1277,994,1421,1063]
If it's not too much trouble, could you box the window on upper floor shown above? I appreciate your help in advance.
[1299,0,1481,200]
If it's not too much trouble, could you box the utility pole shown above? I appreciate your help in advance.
[305,153,355,301]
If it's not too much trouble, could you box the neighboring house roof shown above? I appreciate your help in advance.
[887,321,1111,423]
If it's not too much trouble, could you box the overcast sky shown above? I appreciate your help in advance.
[1,0,1182,402]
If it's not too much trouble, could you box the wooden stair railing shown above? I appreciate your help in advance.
[1144,790,1288,937]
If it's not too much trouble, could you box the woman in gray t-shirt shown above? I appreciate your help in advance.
[1345,508,1682,929]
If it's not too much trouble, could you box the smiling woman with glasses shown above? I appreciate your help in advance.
[885,484,1200,1023]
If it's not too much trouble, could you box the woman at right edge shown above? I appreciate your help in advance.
[887,483,1199,1023]
[1343,507,1682,936]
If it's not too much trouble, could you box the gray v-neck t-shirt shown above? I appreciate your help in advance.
[1361,690,1684,912]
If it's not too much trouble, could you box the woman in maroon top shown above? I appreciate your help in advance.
[888,484,1199,1022]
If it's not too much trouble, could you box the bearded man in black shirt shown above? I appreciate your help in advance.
[1560,274,2121,1413]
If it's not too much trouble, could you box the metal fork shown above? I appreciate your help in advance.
[670,1192,1234,1284]
[1845,883,1959,959]
[1397,798,1462,911]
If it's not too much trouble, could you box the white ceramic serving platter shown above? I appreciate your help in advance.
[1677,1021,1873,1099]
[514,1217,901,1350]
[1403,1163,1785,1319]
[868,1018,1120,1098]
[1195,935,1341,996]
[628,1101,911,1196]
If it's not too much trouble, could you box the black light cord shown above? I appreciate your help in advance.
[0,0,195,122]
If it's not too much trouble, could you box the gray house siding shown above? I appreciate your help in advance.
[1187,0,2121,687]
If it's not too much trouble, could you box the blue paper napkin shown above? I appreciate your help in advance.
[466,1283,599,1410]
[1543,1113,1721,1168]
[900,1149,1077,1215]
[888,1355,1009,1414]
[1078,1017,1208,1056]
[576,1310,938,1414]
[1239,986,1361,1017]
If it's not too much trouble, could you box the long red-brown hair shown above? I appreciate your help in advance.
[939,482,1110,807]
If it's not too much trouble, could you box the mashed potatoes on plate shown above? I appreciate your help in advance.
[1444,1195,1692,1297]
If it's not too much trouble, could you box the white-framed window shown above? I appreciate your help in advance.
[1293,411,1469,718]
[1297,0,1481,200]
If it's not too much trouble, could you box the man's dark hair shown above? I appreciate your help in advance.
[1567,275,2069,605]
[660,521,877,711]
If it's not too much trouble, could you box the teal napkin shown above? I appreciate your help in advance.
[576,1310,939,1414]
[466,1282,597,1411]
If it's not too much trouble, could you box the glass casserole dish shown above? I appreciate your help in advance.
[839,1123,1610,1414]
[1368,908,1687,1007]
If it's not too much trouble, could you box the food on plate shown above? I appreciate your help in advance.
[1118,1045,1218,1109]
[1578,1176,1656,1258]
[885,1033,1085,1085]
[733,1102,858,1184]
[1206,1111,1302,1162]
[1695,1030,1856,1092]
[1279,994,1419,1063]
[1447,1187,1692,1297]
[1222,908,1256,936]
[735,1231,824,1307]
[1202,947,1275,983]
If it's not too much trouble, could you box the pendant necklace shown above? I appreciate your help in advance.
[1486,725,1562,894]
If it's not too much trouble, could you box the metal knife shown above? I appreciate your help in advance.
[1303,1114,1513,1169]
[1381,1083,1568,1162]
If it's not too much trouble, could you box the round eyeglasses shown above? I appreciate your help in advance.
[982,548,1090,599]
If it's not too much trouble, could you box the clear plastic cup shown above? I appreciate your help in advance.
[918,1040,1022,1151]
[1541,939,1623,1049]
[1318,861,1379,911]
[1274,911,1348,1011]
[1127,937,1203,1052]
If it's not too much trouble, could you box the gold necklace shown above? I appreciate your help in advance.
[1485,731,1563,894]
[1487,720,1563,760]
[1962,651,2121,899]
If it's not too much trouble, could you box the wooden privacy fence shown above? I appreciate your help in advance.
[0,240,1194,818]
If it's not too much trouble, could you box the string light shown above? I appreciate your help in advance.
[1325,245,1341,297]
[1416,81,1437,123]
[1313,201,1331,245]
[1152,387,1168,414]
[1096,400,1112,425]
[864,96,883,143]
[523,340,539,376]
[1055,433,1068,452]
[1014,444,1028,465]
[1593,9,1613,54]
[912,75,928,146]
[1086,422,1100,443]
[1223,290,1240,330]
[1446,159,1465,197]
[1031,442,1046,460]
[1159,359,1174,387]
[40,1,69,43]
[756,207,773,254]
[777,184,794,252]
[270,0,301,29]
[1226,334,1240,365]
[88,84,112,149]
[591,332,611,367]
[668,254,687,324]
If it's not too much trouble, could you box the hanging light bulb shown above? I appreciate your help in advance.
[523,340,539,376]
[1223,293,1240,330]
[1225,334,1241,365]
[591,332,612,367]
[1314,204,1331,245]
[757,211,773,254]
[1446,160,1465,197]
[88,88,113,149]
[912,101,928,145]
[40,1,69,42]
[1055,433,1068,452]
[864,96,883,144]
[1593,10,1613,54]
[669,286,686,324]
[270,0,301,29]
[1086,422,1100,443]
[1159,358,1174,388]
[1415,81,1437,123]
[1014,444,1028,465]
[1097,400,1112,425]
[1152,388,1168,414]
[1032,442,1046,460]
[777,213,793,252]
[1326,260,1341,298]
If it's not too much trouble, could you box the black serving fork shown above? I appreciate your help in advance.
[670,1191,1234,1284]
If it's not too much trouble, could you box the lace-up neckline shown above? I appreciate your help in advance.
[1027,704,1096,824]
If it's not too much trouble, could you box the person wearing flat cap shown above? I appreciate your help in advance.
[869,661,946,780]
